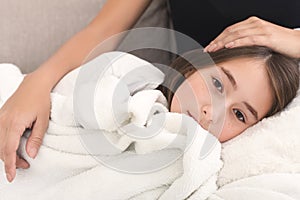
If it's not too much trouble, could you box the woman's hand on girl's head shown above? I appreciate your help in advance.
[204,16,300,58]
[0,71,51,183]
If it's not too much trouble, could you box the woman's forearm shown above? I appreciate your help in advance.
[33,0,152,90]
[0,0,153,183]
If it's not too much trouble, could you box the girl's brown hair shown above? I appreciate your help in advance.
[158,46,300,117]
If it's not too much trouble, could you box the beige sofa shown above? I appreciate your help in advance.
[0,0,173,73]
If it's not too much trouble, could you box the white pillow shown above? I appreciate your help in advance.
[218,88,300,187]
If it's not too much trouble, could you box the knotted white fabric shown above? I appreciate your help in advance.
[0,52,222,200]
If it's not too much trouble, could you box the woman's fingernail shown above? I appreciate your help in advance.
[206,45,212,52]
[209,44,217,52]
[6,173,12,183]
[24,162,30,169]
[19,161,30,169]
[225,42,234,48]
[28,148,37,159]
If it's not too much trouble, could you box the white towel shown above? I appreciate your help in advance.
[0,52,222,200]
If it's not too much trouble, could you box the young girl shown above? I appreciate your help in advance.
[160,46,299,142]
[2,0,300,183]
[0,47,299,199]
[2,46,298,143]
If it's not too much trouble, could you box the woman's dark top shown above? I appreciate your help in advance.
[169,0,300,49]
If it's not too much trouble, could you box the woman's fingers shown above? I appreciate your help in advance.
[16,155,30,169]
[204,16,273,52]
[221,16,260,33]
[3,125,24,182]
[205,16,300,58]
[224,35,267,49]
[0,72,51,183]
[207,28,267,52]
[222,27,266,46]
[26,114,49,159]
[204,16,259,51]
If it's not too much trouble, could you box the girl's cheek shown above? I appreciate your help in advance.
[218,120,246,142]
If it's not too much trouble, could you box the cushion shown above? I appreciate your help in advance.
[0,0,172,73]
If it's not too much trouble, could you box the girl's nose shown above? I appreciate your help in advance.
[200,104,213,130]
[201,104,212,121]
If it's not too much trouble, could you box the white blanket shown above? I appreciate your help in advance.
[209,173,300,200]
[0,52,222,200]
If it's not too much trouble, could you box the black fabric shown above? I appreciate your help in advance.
[169,0,300,49]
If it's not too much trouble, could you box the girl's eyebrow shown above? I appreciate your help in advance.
[243,101,258,121]
[218,66,258,120]
[220,67,237,89]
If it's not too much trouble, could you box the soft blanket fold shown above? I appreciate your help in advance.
[209,173,300,200]
[0,52,222,200]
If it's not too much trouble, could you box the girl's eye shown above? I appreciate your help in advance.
[212,77,223,93]
[233,109,245,123]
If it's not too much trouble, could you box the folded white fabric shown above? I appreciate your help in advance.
[0,63,24,108]
[0,52,222,200]
[210,173,300,200]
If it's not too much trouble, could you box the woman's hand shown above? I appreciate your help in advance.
[0,71,51,182]
[204,16,300,58]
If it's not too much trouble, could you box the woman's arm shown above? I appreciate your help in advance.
[37,0,152,87]
[0,0,152,182]
[204,16,300,58]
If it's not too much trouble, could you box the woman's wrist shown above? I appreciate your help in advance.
[293,29,300,58]
[27,63,66,93]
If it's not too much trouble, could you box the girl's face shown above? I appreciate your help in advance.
[170,57,273,142]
